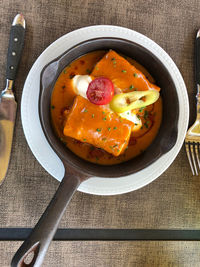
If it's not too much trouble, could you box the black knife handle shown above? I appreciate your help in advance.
[195,30,200,86]
[6,21,25,81]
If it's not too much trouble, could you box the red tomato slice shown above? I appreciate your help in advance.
[86,77,114,105]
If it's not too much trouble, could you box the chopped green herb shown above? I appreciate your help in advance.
[139,107,145,112]
[136,114,140,119]
[113,144,118,148]
[103,117,107,121]
[102,137,107,141]
[92,114,95,118]
[117,149,120,152]
[96,66,99,70]
[83,138,87,141]
[144,110,148,119]
[134,88,138,91]
[113,60,117,65]
[96,128,102,132]
[144,122,148,128]
[111,57,116,61]
[84,109,88,113]
[129,85,134,90]
[86,69,91,74]
[113,126,117,130]
[102,111,106,114]
[122,70,127,73]
[134,73,138,77]
[108,127,111,131]
[109,146,113,150]
[51,105,55,109]
[63,69,67,74]
[135,123,138,126]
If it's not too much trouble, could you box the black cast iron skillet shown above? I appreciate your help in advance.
[12,38,179,266]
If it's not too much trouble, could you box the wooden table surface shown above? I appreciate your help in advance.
[1,0,200,266]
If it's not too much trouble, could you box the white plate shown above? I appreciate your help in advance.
[21,25,189,196]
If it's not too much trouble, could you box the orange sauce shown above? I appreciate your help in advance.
[51,50,162,165]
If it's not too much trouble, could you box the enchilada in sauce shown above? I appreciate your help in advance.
[51,50,162,165]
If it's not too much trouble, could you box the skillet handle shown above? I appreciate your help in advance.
[11,172,82,267]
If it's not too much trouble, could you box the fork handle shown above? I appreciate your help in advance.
[195,30,200,92]
[195,29,200,122]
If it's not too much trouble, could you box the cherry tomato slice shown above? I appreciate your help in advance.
[86,77,114,105]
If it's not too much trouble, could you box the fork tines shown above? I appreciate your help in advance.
[185,141,200,175]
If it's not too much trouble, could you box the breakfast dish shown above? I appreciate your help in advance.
[51,50,162,165]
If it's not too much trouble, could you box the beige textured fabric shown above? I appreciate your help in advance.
[1,241,200,267]
[1,0,200,266]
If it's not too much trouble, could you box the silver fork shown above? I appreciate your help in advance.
[185,29,200,175]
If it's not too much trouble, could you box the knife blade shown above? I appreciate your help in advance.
[0,14,25,185]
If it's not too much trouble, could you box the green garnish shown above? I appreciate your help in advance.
[129,85,134,90]
[84,109,88,113]
[96,128,102,132]
[102,137,107,141]
[92,114,95,118]
[96,66,99,70]
[144,110,148,119]
[139,107,145,112]
[103,117,107,121]
[86,69,91,74]
[102,111,106,114]
[108,127,111,131]
[144,122,148,128]
[111,57,116,61]
[122,70,127,73]
[134,73,138,77]
[109,146,113,150]
[113,126,117,130]
[63,69,67,74]
[109,90,159,113]
[113,144,118,148]
[51,105,55,109]
[83,138,87,141]
[117,149,120,152]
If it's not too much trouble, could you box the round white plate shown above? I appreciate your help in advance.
[21,25,189,196]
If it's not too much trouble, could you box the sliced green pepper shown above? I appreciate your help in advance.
[109,90,160,113]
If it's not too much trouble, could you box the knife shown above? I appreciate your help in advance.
[0,14,25,185]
